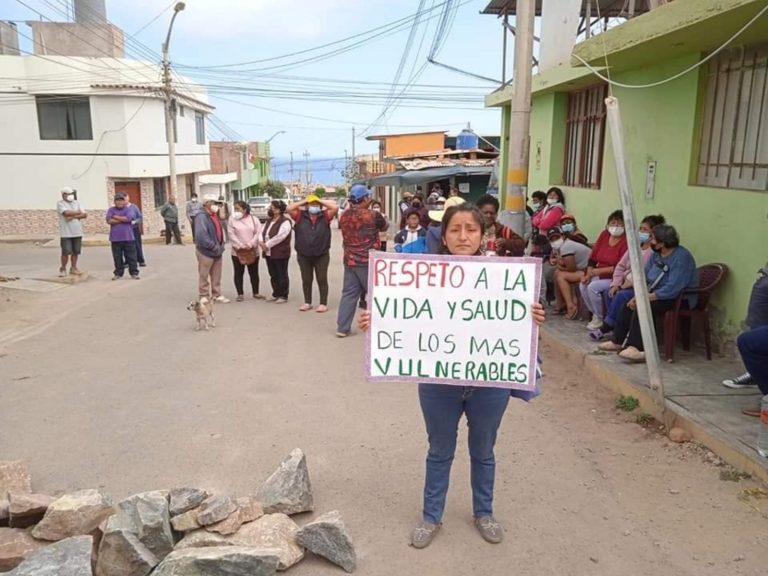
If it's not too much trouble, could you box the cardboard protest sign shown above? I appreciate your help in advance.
[366,252,541,391]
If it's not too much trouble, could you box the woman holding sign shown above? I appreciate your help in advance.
[359,203,546,549]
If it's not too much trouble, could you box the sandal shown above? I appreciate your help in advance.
[566,307,579,320]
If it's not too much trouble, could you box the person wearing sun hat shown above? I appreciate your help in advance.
[426,196,464,254]
[335,184,388,337]
[287,193,339,312]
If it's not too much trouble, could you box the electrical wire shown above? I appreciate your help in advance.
[573,2,768,90]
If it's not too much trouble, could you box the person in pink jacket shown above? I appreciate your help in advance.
[228,200,264,302]
[589,214,666,341]
[531,187,566,256]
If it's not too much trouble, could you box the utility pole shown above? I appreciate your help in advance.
[351,127,356,181]
[162,3,185,202]
[303,150,310,192]
[289,151,294,185]
[501,0,534,236]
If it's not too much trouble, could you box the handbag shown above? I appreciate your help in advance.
[235,216,258,265]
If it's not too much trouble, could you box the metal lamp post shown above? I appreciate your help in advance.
[162,2,185,201]
[265,130,286,181]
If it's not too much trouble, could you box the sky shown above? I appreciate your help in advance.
[3,0,512,183]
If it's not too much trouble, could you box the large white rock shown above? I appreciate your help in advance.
[297,510,357,573]
[152,546,280,576]
[230,513,304,571]
[32,490,114,541]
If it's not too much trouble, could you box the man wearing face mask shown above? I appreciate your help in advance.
[186,192,202,240]
[194,193,229,303]
[56,186,87,277]
[288,194,339,312]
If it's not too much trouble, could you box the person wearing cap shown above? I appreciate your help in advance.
[426,196,463,254]
[399,191,414,218]
[475,194,525,257]
[559,213,589,245]
[336,184,387,337]
[186,192,202,239]
[259,199,293,304]
[288,194,339,312]
[546,226,591,314]
[160,195,183,246]
[106,193,139,280]
[194,194,228,302]
[56,186,87,277]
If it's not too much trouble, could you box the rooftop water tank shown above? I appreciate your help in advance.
[456,123,479,150]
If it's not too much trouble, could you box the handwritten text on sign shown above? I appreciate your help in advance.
[366,253,541,390]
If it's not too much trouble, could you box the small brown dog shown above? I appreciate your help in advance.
[187,297,215,331]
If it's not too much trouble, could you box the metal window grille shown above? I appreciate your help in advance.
[195,111,205,145]
[697,43,768,191]
[153,178,167,208]
[563,84,608,189]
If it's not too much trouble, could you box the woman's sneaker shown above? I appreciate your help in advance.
[722,372,754,389]
[474,516,503,544]
[410,521,441,549]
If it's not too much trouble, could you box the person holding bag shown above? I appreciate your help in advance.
[228,200,264,302]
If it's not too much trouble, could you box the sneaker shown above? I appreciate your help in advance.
[111,275,121,281]
[266,296,277,302]
[139,262,147,267]
[299,303,313,311]
[130,275,140,280]
[236,295,244,302]
[275,298,288,304]
[58,268,67,278]
[253,294,265,300]
[410,521,441,549]
[69,268,83,276]
[598,340,622,352]
[587,316,603,330]
[722,372,754,389]
[316,304,328,313]
[214,296,230,304]
[619,346,646,363]
[474,516,503,544]
[335,331,350,338]
[589,329,608,342]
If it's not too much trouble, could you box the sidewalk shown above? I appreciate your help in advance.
[541,315,768,482]
[0,234,189,247]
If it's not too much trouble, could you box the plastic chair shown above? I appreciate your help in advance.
[663,263,728,362]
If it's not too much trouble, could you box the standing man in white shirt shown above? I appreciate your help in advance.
[56,186,87,277]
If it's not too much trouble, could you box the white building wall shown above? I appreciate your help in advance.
[0,55,211,236]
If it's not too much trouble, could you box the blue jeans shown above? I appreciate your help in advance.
[738,326,768,395]
[605,288,634,328]
[418,384,510,524]
[336,264,368,334]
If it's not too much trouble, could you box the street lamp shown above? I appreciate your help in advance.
[265,131,286,181]
[162,2,186,202]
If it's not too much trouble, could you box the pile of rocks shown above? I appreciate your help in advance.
[0,449,356,575]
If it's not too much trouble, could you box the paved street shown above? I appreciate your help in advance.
[1,237,767,576]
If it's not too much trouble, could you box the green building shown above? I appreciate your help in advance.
[487,0,768,350]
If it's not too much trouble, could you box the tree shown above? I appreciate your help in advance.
[252,180,287,199]
[313,186,326,198]
[335,186,347,198]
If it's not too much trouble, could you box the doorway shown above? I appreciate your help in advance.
[114,181,142,233]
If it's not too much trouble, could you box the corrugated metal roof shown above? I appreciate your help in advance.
[398,158,495,170]
[482,0,652,17]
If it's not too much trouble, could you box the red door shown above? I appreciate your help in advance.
[114,181,143,233]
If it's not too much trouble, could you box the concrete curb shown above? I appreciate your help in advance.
[540,328,768,484]
[0,236,192,247]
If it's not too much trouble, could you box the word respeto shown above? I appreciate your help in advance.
[374,259,466,289]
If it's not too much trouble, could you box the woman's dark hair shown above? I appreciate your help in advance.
[641,214,666,228]
[370,200,382,209]
[606,209,624,223]
[413,193,426,203]
[652,224,680,248]
[404,208,421,221]
[546,186,565,206]
[440,204,487,255]
[270,199,287,214]
[234,200,250,215]
[476,194,499,212]
[531,190,547,203]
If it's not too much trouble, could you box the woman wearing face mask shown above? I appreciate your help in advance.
[228,200,264,302]
[259,200,293,304]
[558,213,589,245]
[287,194,339,312]
[578,210,629,329]
[357,203,546,549]
[370,200,389,252]
[531,187,565,240]
[589,214,666,341]
[546,226,591,313]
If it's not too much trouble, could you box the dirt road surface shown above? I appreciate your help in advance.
[1,239,766,575]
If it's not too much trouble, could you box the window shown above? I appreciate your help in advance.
[563,84,608,188]
[36,95,93,140]
[153,178,167,208]
[195,111,205,145]
[697,43,768,191]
